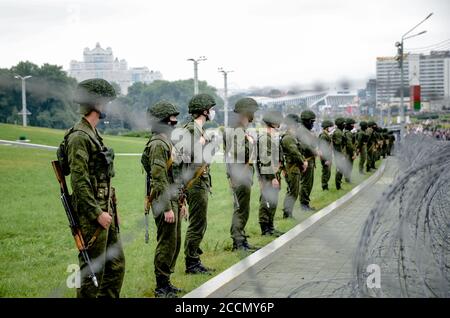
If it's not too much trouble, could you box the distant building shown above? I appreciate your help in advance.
[69,43,163,94]
[376,51,450,108]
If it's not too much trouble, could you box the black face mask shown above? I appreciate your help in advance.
[168,120,178,126]
[304,121,314,130]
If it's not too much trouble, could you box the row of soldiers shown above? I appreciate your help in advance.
[59,78,394,299]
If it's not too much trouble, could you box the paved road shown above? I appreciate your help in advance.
[225,159,398,298]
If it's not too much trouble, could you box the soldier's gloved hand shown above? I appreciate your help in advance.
[272,178,280,189]
[97,212,112,229]
[164,210,175,223]
[302,160,308,172]
[180,205,189,220]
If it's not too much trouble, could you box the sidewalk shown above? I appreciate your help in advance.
[223,158,397,298]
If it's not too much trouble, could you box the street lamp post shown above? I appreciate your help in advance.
[396,13,433,126]
[218,68,233,127]
[14,75,32,127]
[187,56,207,95]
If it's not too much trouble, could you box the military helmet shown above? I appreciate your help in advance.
[321,120,334,129]
[285,113,300,125]
[74,78,116,115]
[300,110,316,121]
[345,118,356,125]
[148,100,180,121]
[188,93,216,114]
[334,117,346,127]
[262,110,283,127]
[367,121,377,127]
[359,121,368,129]
[234,98,258,115]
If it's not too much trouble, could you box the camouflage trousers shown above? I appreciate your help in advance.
[185,183,209,262]
[154,200,181,283]
[258,178,279,227]
[358,145,367,173]
[344,154,354,183]
[300,160,315,206]
[230,183,252,244]
[320,159,331,189]
[283,172,301,217]
[77,212,125,298]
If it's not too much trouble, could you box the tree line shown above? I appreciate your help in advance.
[0,61,228,133]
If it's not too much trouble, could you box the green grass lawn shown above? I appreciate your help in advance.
[0,124,380,297]
[0,123,146,153]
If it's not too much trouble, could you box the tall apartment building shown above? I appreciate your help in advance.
[376,51,450,107]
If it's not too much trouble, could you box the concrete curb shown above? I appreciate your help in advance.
[184,160,387,298]
[0,139,141,156]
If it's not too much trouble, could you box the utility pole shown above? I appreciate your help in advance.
[396,12,432,126]
[218,68,233,127]
[14,75,32,127]
[187,56,207,95]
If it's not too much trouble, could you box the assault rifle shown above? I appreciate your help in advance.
[51,160,99,288]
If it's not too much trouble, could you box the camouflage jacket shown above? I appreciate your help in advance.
[318,130,332,161]
[66,117,114,223]
[257,130,281,181]
[281,130,305,174]
[332,128,344,152]
[356,130,368,150]
[343,130,355,156]
[297,128,317,165]
[144,133,179,214]
[181,119,211,188]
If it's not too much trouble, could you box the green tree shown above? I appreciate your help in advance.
[0,61,78,129]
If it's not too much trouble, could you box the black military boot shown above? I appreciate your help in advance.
[301,204,316,212]
[168,282,183,294]
[269,224,284,237]
[155,276,178,298]
[282,210,293,219]
[232,240,259,252]
[260,223,271,236]
[185,258,214,275]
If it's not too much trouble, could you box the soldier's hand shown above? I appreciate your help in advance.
[272,178,280,189]
[97,212,112,229]
[180,205,189,220]
[164,210,175,223]
[325,160,331,166]
[302,160,308,172]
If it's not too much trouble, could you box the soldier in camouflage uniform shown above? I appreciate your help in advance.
[356,121,369,174]
[387,130,395,155]
[182,94,215,274]
[224,98,258,252]
[281,114,307,218]
[61,79,125,298]
[381,128,389,158]
[343,118,356,183]
[318,120,334,191]
[256,110,283,236]
[142,101,186,298]
[298,110,318,211]
[332,117,346,190]
[366,121,377,171]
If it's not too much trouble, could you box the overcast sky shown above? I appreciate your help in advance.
[1,0,449,90]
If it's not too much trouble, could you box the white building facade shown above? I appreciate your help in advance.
[69,43,163,94]
[376,51,450,107]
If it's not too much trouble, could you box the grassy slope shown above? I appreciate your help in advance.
[0,124,378,297]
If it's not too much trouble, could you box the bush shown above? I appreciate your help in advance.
[121,130,151,138]
[19,135,27,141]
